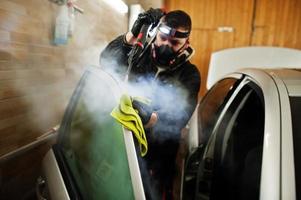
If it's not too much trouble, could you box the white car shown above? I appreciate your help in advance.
[183,68,301,200]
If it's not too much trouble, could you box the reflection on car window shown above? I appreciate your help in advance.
[198,78,239,144]
[59,72,135,200]
[290,96,301,200]
[206,83,264,200]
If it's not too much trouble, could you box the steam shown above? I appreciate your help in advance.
[100,55,190,141]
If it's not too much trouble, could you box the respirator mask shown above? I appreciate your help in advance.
[153,44,177,67]
[151,23,194,70]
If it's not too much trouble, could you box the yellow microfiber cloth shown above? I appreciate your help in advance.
[111,94,149,156]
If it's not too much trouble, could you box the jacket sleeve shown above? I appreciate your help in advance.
[99,34,133,76]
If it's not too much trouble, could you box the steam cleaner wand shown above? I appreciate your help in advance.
[125,24,150,83]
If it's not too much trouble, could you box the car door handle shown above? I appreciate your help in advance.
[36,176,47,200]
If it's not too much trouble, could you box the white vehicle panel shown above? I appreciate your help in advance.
[272,74,296,200]
[207,47,301,89]
[43,149,70,200]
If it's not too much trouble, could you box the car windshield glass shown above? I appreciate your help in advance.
[290,96,301,200]
[59,71,135,200]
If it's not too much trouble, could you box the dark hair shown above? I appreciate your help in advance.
[163,10,192,32]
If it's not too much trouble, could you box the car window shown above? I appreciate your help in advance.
[191,81,265,200]
[183,78,240,200]
[206,82,264,200]
[198,78,240,144]
[57,71,135,200]
[290,96,301,200]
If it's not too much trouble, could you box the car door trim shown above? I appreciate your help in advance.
[270,72,296,200]
[123,127,146,200]
[43,149,70,200]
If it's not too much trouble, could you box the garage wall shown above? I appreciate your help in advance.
[252,0,301,47]
[165,0,301,96]
[0,0,127,157]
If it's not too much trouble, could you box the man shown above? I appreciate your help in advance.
[100,8,200,199]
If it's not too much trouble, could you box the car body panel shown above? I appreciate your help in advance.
[267,69,301,96]
[271,73,296,200]
[207,47,301,89]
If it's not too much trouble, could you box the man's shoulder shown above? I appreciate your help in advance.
[181,61,200,78]
[175,61,201,94]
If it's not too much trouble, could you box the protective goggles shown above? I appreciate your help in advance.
[158,23,190,38]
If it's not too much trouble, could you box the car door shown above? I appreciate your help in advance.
[42,67,145,200]
[183,75,265,200]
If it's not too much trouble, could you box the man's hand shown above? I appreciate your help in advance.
[131,8,165,37]
[132,99,158,128]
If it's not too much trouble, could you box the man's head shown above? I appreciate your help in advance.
[155,10,191,51]
[152,10,192,68]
